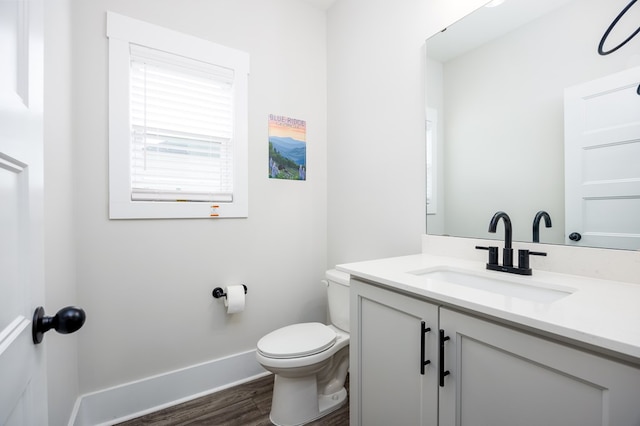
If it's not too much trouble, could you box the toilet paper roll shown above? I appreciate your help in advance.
[224,285,245,314]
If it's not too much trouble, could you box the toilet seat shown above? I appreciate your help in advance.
[257,322,336,359]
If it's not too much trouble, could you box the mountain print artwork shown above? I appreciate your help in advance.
[268,115,306,180]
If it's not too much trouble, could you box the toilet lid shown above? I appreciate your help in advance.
[257,322,336,359]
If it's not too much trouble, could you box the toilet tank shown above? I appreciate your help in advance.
[325,269,350,332]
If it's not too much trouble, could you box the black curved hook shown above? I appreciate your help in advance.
[598,0,640,56]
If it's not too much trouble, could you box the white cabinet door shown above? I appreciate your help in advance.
[0,0,47,423]
[439,308,640,426]
[350,280,439,426]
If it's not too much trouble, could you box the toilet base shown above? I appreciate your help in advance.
[318,387,348,418]
[269,374,347,426]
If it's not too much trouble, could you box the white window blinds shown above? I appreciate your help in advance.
[129,44,235,202]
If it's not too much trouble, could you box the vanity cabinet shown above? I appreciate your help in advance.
[351,278,640,426]
[350,278,439,426]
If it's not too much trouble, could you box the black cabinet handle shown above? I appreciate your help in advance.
[569,232,582,241]
[439,329,450,386]
[420,321,431,375]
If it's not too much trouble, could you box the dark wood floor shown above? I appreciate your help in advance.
[117,374,349,426]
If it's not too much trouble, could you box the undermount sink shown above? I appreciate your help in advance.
[410,267,574,303]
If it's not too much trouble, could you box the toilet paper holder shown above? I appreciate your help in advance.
[212,285,247,299]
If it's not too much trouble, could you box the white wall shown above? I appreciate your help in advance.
[65,0,328,395]
[326,0,487,267]
[327,0,427,266]
[44,0,82,424]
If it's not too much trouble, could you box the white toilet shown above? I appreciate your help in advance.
[256,269,350,426]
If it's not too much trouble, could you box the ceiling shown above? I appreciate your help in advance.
[298,0,338,11]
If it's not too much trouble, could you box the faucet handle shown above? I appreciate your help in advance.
[475,245,499,265]
[518,249,547,271]
[502,248,514,268]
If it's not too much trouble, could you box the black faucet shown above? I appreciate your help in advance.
[532,211,552,243]
[476,211,546,275]
[488,211,513,266]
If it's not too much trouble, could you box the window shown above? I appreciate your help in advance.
[107,12,249,219]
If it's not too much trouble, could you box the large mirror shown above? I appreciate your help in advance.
[426,0,640,250]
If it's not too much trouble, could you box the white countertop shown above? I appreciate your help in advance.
[338,253,640,363]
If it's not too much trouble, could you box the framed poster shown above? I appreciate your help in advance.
[268,115,306,180]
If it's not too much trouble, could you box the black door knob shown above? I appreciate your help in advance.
[569,232,582,242]
[32,306,86,344]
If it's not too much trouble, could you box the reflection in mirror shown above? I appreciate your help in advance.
[426,108,438,215]
[425,0,640,250]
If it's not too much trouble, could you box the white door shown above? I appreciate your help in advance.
[564,66,640,249]
[0,0,48,424]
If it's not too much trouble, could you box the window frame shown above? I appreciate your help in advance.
[107,11,249,219]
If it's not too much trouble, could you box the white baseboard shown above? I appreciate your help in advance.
[69,349,268,426]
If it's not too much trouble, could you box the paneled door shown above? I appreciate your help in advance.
[564,66,640,250]
[0,0,48,423]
